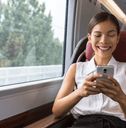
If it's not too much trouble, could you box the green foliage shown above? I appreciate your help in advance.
[0,0,63,67]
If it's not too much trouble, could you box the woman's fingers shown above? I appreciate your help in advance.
[81,79,100,96]
[85,72,102,81]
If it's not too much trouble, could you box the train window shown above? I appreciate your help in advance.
[0,0,67,86]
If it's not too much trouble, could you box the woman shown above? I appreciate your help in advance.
[52,12,126,127]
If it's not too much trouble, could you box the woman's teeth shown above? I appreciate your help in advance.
[98,46,111,51]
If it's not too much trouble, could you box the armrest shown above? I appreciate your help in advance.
[25,114,75,128]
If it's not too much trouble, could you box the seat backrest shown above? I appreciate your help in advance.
[70,37,88,63]
[113,31,126,62]
[72,31,126,62]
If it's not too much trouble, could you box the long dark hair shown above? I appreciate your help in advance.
[88,12,120,34]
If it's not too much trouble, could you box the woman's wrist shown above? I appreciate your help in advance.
[118,94,126,104]
[74,88,84,100]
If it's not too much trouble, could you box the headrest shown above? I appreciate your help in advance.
[85,31,126,62]
[85,42,94,61]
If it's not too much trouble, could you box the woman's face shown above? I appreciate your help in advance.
[88,20,120,59]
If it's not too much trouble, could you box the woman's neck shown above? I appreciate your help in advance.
[94,55,112,66]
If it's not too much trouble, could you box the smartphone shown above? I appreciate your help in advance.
[96,65,114,78]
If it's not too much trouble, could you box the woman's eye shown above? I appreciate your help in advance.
[94,34,101,37]
[108,34,116,37]
[108,32,117,37]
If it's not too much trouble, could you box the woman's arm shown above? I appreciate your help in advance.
[52,64,82,118]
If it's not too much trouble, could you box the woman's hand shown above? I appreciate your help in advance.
[96,76,126,116]
[78,73,101,97]
[96,76,126,102]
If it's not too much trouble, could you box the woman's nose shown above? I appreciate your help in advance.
[100,35,108,43]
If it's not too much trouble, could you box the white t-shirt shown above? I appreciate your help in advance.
[71,56,126,121]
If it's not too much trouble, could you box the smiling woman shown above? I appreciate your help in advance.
[88,21,119,64]
[52,12,126,128]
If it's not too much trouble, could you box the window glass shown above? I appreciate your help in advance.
[0,0,66,86]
